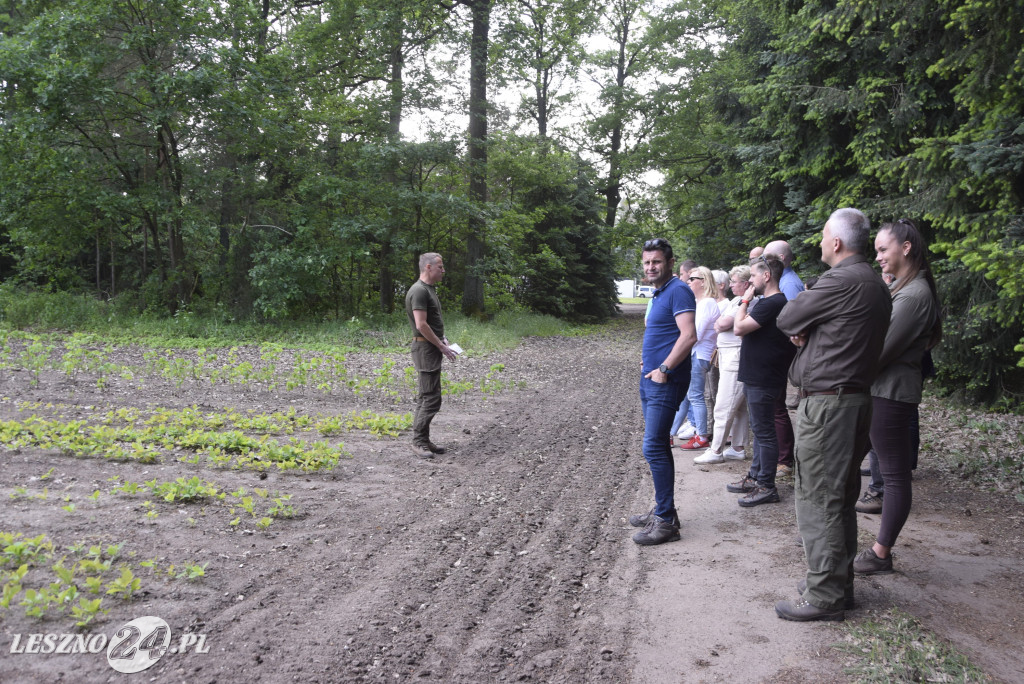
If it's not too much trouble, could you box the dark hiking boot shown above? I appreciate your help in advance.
[797,579,855,610]
[738,485,781,507]
[631,512,681,546]
[629,507,655,528]
[411,443,434,459]
[775,598,845,622]
[726,474,757,493]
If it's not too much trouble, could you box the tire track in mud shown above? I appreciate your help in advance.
[319,330,652,682]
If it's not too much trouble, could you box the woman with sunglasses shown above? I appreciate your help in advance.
[853,219,942,575]
[671,266,721,450]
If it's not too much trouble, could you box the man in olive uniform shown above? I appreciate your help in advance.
[405,253,458,458]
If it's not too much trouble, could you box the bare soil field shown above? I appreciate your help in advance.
[1,305,1022,683]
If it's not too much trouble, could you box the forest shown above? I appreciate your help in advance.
[1,0,1022,405]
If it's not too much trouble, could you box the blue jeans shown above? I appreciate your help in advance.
[745,383,784,488]
[640,372,690,519]
[670,355,709,436]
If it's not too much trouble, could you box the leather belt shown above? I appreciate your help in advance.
[799,387,866,399]
[413,336,428,342]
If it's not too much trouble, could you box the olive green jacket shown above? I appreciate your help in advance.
[870,272,938,404]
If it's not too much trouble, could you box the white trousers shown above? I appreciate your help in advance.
[710,345,747,452]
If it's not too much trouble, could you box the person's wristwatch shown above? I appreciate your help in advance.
[659,363,671,375]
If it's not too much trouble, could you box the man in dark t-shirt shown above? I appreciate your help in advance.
[405,253,458,458]
[729,255,796,506]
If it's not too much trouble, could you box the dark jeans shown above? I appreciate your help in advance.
[775,394,795,467]
[745,383,784,488]
[412,341,442,447]
[870,396,917,549]
[640,372,690,519]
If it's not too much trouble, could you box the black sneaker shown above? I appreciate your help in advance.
[854,490,883,514]
[726,474,757,493]
[628,507,654,528]
[738,485,780,507]
[632,512,680,546]
[853,548,894,575]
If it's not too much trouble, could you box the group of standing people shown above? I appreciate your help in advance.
[632,207,942,622]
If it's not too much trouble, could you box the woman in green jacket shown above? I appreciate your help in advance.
[854,219,942,575]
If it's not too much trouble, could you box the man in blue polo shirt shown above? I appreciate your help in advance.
[629,238,697,545]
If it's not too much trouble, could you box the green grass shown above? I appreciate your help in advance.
[839,608,990,683]
[0,286,590,353]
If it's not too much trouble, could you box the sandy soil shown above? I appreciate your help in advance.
[1,305,1022,683]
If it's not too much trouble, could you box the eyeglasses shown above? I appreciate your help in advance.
[687,276,703,282]
[643,238,670,251]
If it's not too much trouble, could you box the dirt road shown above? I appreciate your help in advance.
[1,308,1022,683]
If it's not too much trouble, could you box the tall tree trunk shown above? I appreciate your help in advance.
[380,10,405,314]
[603,13,628,228]
[463,0,491,316]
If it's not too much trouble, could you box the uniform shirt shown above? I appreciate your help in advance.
[776,254,892,393]
[641,277,696,375]
[405,279,444,339]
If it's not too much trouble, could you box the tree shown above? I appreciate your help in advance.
[495,0,597,140]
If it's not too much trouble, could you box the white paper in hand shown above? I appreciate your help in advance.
[448,342,464,355]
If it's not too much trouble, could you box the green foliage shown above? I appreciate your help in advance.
[654,0,1024,403]
[489,135,620,323]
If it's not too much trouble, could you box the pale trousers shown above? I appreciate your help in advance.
[709,345,747,453]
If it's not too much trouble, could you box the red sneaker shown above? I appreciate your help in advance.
[680,435,710,450]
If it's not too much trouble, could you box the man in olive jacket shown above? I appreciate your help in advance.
[406,253,458,459]
[774,208,893,621]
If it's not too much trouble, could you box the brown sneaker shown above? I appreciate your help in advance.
[854,490,883,514]
[853,548,894,575]
[427,442,446,455]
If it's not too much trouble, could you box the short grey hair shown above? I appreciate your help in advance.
[711,269,729,290]
[828,208,871,255]
[419,252,442,271]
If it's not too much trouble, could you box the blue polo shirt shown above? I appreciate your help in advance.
[642,277,696,375]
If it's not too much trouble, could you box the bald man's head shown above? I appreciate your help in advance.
[749,246,764,259]
[764,240,794,268]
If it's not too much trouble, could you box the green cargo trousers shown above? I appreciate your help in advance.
[411,340,443,447]
[793,392,872,611]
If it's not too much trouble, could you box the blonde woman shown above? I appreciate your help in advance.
[672,266,720,449]
[695,265,750,463]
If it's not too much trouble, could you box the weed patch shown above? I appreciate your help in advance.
[839,608,990,682]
